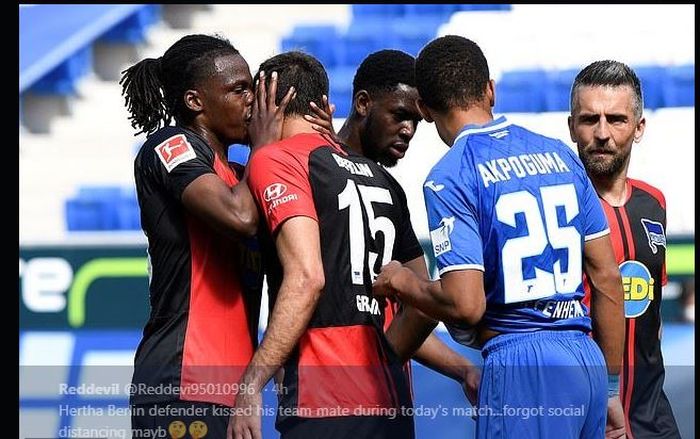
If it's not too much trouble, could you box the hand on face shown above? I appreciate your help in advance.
[247,70,296,150]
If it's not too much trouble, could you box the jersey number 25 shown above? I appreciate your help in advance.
[496,183,581,304]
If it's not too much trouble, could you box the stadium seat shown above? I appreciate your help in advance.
[662,65,694,107]
[351,4,404,18]
[29,47,93,95]
[99,5,162,44]
[282,25,339,69]
[116,196,141,230]
[390,17,442,56]
[66,198,114,231]
[228,144,251,166]
[403,4,454,20]
[634,66,665,110]
[544,69,578,112]
[458,4,512,11]
[494,70,547,113]
[328,66,356,118]
[337,21,397,67]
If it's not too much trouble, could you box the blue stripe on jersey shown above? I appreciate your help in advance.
[424,116,609,334]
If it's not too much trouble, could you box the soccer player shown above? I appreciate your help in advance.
[329,49,481,403]
[231,51,425,439]
[120,34,293,436]
[569,60,681,438]
[373,35,626,438]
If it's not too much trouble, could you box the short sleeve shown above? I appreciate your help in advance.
[423,168,484,275]
[580,171,610,241]
[248,146,318,234]
[143,132,215,200]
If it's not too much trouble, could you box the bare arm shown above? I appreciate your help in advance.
[239,216,325,391]
[413,334,481,405]
[182,176,258,238]
[180,72,296,239]
[230,216,324,439]
[383,256,481,405]
[584,235,624,375]
[384,256,437,359]
[375,261,486,326]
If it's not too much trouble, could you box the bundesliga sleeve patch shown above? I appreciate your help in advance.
[155,134,197,172]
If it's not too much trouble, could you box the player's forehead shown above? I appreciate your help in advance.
[374,84,419,110]
[574,85,636,114]
[210,53,252,84]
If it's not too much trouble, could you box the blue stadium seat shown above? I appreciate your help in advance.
[458,4,512,11]
[99,5,162,44]
[662,65,694,107]
[495,70,547,113]
[390,17,442,56]
[544,69,578,112]
[117,196,141,230]
[228,144,251,166]
[403,4,455,19]
[282,25,339,69]
[634,66,665,110]
[66,199,114,231]
[338,21,398,67]
[20,5,150,93]
[328,66,356,118]
[352,4,404,18]
[29,46,93,95]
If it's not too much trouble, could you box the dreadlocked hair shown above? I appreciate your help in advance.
[120,34,239,136]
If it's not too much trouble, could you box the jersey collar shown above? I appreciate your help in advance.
[452,115,511,145]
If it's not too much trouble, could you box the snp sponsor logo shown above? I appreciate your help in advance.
[620,260,655,318]
[356,295,381,315]
[430,216,455,257]
[641,218,666,254]
[264,183,298,212]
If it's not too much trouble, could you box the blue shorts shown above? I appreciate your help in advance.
[477,330,607,439]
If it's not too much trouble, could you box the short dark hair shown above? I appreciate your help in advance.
[120,34,240,135]
[352,49,416,97]
[570,60,644,120]
[415,35,490,113]
[256,51,328,117]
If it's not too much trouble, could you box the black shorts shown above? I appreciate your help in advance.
[279,415,415,439]
[131,400,228,438]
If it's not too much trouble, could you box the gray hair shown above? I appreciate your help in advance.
[570,60,644,120]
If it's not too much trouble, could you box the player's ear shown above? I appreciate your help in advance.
[634,115,646,143]
[567,115,577,143]
[486,79,495,108]
[354,90,371,117]
[416,97,433,123]
[184,89,203,112]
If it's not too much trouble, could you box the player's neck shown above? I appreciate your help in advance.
[281,117,318,139]
[592,173,629,207]
[186,124,227,161]
[337,119,361,154]
[447,107,494,145]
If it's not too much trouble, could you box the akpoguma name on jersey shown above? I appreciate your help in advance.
[477,152,570,188]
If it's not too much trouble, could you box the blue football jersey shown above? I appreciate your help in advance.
[424,116,609,335]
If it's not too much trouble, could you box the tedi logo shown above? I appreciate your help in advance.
[620,260,655,318]
[264,183,287,202]
[640,218,666,254]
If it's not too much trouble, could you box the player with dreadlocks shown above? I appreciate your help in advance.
[120,33,294,437]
